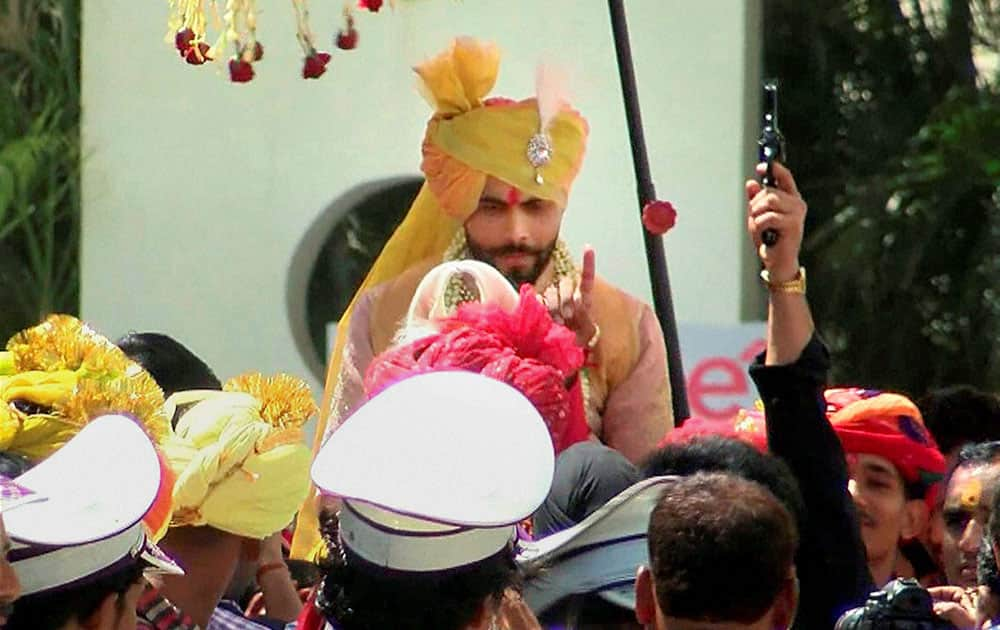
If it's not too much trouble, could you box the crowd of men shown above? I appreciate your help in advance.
[1,36,999,629]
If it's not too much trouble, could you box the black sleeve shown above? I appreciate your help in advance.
[749,334,874,629]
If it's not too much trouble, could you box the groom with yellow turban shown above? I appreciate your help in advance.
[293,37,674,559]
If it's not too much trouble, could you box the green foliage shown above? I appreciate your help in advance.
[765,0,1000,395]
[0,0,80,342]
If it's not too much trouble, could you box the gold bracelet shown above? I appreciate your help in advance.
[760,267,806,294]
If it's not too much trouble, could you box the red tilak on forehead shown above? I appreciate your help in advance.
[505,187,522,207]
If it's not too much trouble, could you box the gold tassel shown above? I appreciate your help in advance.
[7,315,131,377]
[6,315,170,444]
[56,373,170,444]
[224,372,317,429]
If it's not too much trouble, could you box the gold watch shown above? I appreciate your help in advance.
[760,267,806,294]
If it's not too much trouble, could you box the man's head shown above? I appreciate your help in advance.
[635,472,799,630]
[825,388,946,585]
[312,371,554,629]
[157,374,313,625]
[116,331,221,398]
[940,441,1000,587]
[641,436,805,529]
[1,416,182,629]
[465,176,564,286]
[919,387,1000,582]
[162,373,313,539]
[845,453,929,576]
[6,561,147,630]
[352,37,588,301]
[919,386,1000,467]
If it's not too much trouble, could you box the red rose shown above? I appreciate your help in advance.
[184,42,212,65]
[358,0,383,12]
[228,58,255,83]
[175,28,195,54]
[302,52,331,79]
[641,200,678,236]
[336,28,358,50]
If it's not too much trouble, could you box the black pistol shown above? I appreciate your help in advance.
[757,79,785,247]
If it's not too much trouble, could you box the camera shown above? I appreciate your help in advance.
[835,578,957,629]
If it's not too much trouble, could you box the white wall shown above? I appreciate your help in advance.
[81,1,761,418]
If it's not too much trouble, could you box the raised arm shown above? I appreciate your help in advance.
[746,161,814,365]
[746,161,873,628]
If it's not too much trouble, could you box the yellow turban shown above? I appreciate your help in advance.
[0,314,175,540]
[165,373,315,539]
[294,36,588,559]
[0,315,169,460]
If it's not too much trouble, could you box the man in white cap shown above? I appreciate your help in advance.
[1,414,182,629]
[297,371,555,630]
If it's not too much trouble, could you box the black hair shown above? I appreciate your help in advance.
[0,452,32,478]
[956,441,1000,468]
[287,558,322,589]
[116,331,221,398]
[919,386,1000,456]
[640,436,806,529]
[315,509,519,629]
[648,472,799,623]
[5,561,145,630]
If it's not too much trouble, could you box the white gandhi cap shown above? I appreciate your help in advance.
[312,371,555,572]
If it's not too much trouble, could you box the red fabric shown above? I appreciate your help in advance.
[562,377,592,448]
[825,388,945,501]
[483,96,518,107]
[364,285,587,454]
[141,449,176,540]
[295,589,325,630]
[446,283,584,375]
[658,410,768,453]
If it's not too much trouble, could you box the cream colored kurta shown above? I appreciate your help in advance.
[324,257,673,465]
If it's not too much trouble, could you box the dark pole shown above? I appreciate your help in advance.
[607,0,689,422]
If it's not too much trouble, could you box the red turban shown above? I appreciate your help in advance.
[658,409,768,454]
[825,387,945,500]
[364,285,588,453]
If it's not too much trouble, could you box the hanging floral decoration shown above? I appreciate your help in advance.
[166,0,392,83]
